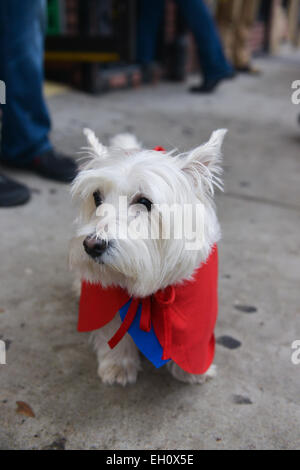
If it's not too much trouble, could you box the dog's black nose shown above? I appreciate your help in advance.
[83,236,108,258]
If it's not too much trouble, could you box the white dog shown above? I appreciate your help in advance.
[70,129,226,386]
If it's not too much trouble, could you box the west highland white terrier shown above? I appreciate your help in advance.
[70,128,227,386]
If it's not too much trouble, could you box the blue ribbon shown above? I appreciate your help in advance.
[119,299,170,368]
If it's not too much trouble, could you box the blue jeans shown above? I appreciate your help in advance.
[0,0,52,163]
[137,0,234,82]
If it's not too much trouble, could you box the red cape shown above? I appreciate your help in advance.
[78,245,218,375]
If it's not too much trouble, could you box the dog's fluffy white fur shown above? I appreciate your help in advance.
[70,129,226,385]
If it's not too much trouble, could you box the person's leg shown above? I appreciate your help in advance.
[0,0,52,164]
[216,0,242,64]
[136,0,165,65]
[0,0,77,184]
[175,0,234,83]
[234,0,260,70]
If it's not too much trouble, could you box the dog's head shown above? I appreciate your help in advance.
[70,129,226,297]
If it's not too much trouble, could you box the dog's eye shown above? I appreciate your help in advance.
[93,191,102,207]
[136,197,152,212]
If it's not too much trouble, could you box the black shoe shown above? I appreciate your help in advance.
[0,173,31,207]
[1,149,78,183]
[189,72,236,94]
[31,150,78,182]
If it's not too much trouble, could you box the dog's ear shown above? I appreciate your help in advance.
[180,129,227,195]
[83,128,108,159]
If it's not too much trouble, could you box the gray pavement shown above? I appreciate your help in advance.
[0,51,300,450]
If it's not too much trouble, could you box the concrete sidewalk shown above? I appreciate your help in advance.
[0,52,300,450]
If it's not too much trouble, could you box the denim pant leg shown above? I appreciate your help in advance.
[137,0,165,65]
[175,0,234,81]
[0,0,52,163]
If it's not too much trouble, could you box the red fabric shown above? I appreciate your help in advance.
[108,298,140,349]
[78,245,218,375]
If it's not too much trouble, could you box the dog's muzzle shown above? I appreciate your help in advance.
[83,235,108,259]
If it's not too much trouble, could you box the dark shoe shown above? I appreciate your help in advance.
[189,72,236,94]
[2,149,78,183]
[32,150,78,182]
[0,173,31,207]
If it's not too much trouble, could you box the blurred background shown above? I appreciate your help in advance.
[0,0,300,451]
[44,0,299,92]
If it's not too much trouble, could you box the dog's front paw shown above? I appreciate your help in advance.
[98,358,141,386]
[167,362,217,384]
